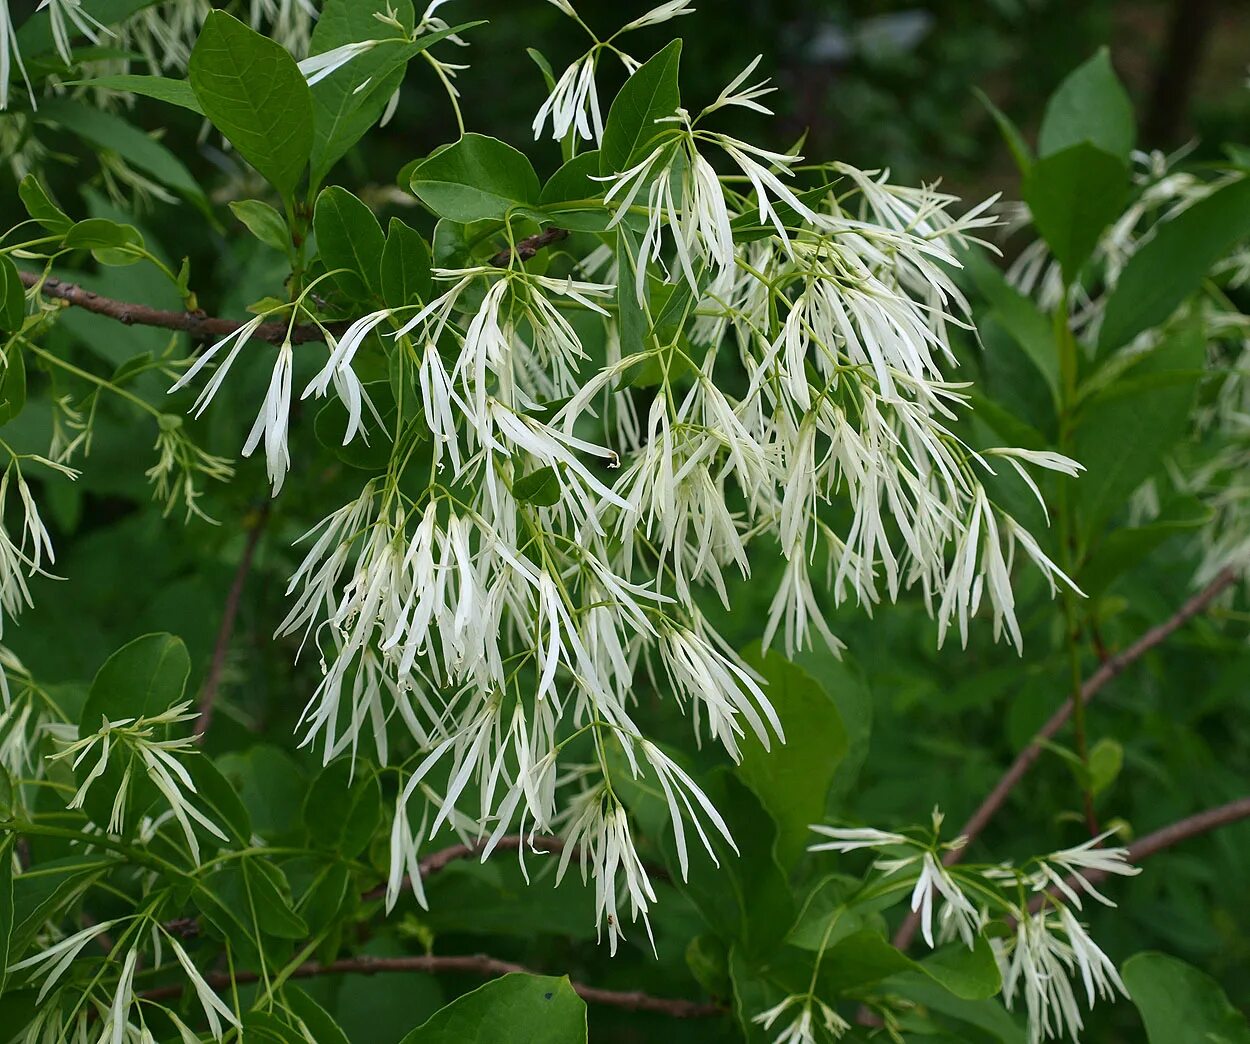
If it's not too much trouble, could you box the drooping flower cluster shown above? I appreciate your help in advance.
[164,32,1084,949]
[801,816,1141,1044]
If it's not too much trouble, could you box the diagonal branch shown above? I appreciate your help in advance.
[194,504,270,744]
[1027,795,1250,913]
[892,566,1237,951]
[140,953,725,1018]
[18,228,569,345]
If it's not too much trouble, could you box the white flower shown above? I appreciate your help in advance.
[163,930,241,1040]
[556,786,656,955]
[618,0,696,33]
[0,0,33,111]
[36,0,113,67]
[299,39,382,86]
[168,315,267,418]
[653,619,782,761]
[533,52,603,143]
[48,702,226,864]
[752,994,850,1044]
[903,852,981,950]
[998,905,1127,1044]
[808,824,909,853]
[638,738,735,880]
[1033,831,1141,909]
[7,919,122,1002]
[243,341,294,495]
[703,54,777,116]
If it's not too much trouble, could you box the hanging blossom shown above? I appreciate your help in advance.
[46,701,226,864]
[532,0,696,144]
[804,817,1140,1043]
[167,50,1086,950]
[0,0,33,110]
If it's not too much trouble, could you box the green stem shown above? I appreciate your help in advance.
[1053,295,1098,835]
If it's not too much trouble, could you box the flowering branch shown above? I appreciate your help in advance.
[1026,795,1250,913]
[139,952,724,1018]
[194,503,271,743]
[893,566,1237,951]
[17,271,328,344]
[17,227,569,345]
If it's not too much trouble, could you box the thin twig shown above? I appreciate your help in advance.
[488,227,569,267]
[140,953,724,1018]
[360,835,567,902]
[194,504,271,743]
[1027,795,1250,913]
[20,228,568,344]
[892,567,1236,951]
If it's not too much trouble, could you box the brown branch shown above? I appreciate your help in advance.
[489,227,569,267]
[140,953,724,1018]
[1027,795,1250,914]
[194,504,270,744]
[892,566,1237,951]
[20,228,568,345]
[19,271,329,345]
[360,835,567,902]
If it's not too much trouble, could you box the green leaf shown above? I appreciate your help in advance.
[189,10,313,198]
[0,836,13,995]
[1023,143,1128,283]
[81,632,191,726]
[399,973,587,1044]
[307,0,481,186]
[410,134,541,223]
[736,644,847,871]
[241,858,308,939]
[1073,324,1203,541]
[1086,736,1123,795]
[186,756,252,847]
[306,0,413,185]
[314,380,397,469]
[963,247,1058,404]
[657,769,795,961]
[1099,176,1250,355]
[285,986,352,1044]
[539,151,613,231]
[0,764,12,820]
[973,86,1031,176]
[230,199,290,253]
[513,465,561,507]
[0,257,25,336]
[883,974,1026,1043]
[64,74,203,113]
[314,186,386,299]
[215,745,308,842]
[600,40,681,175]
[1079,496,1210,597]
[64,218,146,266]
[303,758,382,859]
[1038,49,1135,161]
[814,931,1001,1001]
[379,217,433,309]
[35,99,208,210]
[18,175,73,234]
[1124,952,1250,1043]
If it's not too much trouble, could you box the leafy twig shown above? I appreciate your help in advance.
[892,566,1237,950]
[18,228,569,344]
